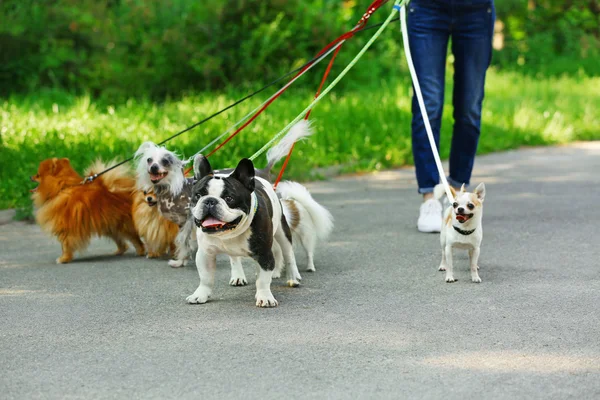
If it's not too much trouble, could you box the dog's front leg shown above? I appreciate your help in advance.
[444,245,456,283]
[229,256,248,286]
[186,250,216,304]
[469,247,481,283]
[254,252,278,308]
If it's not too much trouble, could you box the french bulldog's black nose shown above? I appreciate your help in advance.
[457,207,464,213]
[150,164,159,174]
[204,198,217,208]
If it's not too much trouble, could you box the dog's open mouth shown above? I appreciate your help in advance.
[146,199,157,207]
[150,172,168,183]
[455,213,474,223]
[30,176,39,193]
[195,216,242,233]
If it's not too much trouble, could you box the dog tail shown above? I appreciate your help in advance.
[277,181,334,241]
[264,120,314,172]
[85,160,136,193]
[433,184,447,201]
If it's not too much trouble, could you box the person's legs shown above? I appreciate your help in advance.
[449,1,495,187]
[407,2,452,233]
[408,1,452,199]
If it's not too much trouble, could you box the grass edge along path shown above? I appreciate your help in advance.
[2,69,599,216]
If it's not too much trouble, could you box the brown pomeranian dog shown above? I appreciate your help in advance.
[30,158,145,263]
[133,189,179,258]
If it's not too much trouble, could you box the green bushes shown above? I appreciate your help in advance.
[1,0,598,100]
[493,0,600,76]
[0,0,381,98]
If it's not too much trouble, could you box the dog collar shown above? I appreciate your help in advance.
[251,192,258,215]
[453,225,476,235]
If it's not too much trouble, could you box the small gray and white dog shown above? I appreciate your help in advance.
[188,156,301,307]
[135,143,197,268]
[134,120,315,274]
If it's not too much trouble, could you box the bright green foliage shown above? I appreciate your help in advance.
[1,1,598,98]
[3,69,599,215]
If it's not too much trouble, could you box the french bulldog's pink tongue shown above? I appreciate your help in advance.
[202,217,224,228]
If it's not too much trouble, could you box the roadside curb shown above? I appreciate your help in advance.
[0,209,16,225]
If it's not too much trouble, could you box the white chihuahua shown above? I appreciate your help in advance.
[434,183,486,283]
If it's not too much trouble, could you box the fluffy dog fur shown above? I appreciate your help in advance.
[31,158,145,263]
[434,183,486,283]
[276,181,334,273]
[132,189,179,258]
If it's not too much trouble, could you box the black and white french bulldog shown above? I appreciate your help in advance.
[187,155,302,307]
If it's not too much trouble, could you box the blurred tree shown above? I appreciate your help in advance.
[0,0,598,99]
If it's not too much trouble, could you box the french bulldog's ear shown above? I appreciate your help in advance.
[231,158,255,192]
[449,186,457,199]
[193,154,213,180]
[474,183,486,201]
[460,183,466,193]
[135,141,156,158]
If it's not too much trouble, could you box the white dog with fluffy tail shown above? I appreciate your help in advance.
[276,181,334,273]
[435,182,486,283]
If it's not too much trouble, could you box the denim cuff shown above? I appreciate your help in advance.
[447,176,468,189]
[418,177,469,194]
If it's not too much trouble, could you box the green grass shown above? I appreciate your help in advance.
[2,68,599,216]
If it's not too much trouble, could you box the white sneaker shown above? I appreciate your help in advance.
[417,198,442,233]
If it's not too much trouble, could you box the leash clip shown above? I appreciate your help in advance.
[81,174,98,185]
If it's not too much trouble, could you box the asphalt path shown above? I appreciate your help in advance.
[1,143,599,399]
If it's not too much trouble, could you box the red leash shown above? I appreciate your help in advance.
[273,0,389,188]
[185,0,389,177]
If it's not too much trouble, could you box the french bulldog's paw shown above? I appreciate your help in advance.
[255,291,278,308]
[445,276,456,283]
[272,270,282,279]
[306,264,316,272]
[438,264,447,271]
[286,279,300,288]
[186,287,211,304]
[168,259,186,268]
[229,276,248,286]
[471,275,482,283]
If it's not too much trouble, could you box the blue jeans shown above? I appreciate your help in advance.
[408,0,495,193]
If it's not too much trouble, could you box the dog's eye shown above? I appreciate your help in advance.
[467,203,474,210]
[224,196,234,204]
[147,157,152,164]
[161,158,171,167]
[452,202,458,208]
[143,190,148,195]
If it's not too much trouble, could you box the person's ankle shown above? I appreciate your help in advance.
[423,192,434,202]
